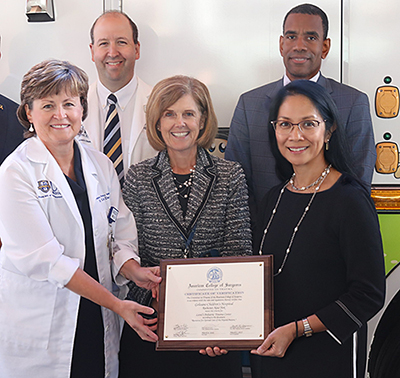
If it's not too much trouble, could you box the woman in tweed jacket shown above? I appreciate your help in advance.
[119,76,252,378]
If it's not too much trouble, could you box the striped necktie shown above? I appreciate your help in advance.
[104,94,124,185]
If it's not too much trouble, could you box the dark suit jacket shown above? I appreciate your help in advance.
[225,75,376,220]
[0,94,24,165]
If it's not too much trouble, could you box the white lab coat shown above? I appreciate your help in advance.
[83,77,157,175]
[0,136,140,378]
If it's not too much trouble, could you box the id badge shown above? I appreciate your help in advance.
[107,206,118,260]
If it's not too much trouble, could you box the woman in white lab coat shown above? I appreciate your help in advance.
[0,59,161,378]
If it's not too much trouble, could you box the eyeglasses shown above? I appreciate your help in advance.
[271,119,325,135]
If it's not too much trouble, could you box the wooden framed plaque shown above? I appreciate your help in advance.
[156,255,273,351]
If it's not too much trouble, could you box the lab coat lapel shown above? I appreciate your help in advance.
[76,140,100,213]
[26,137,83,230]
[84,83,103,150]
[127,79,148,158]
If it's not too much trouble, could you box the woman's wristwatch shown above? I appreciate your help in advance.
[302,318,313,337]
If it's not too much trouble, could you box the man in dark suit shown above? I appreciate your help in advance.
[0,93,24,165]
[225,3,375,221]
[0,37,24,165]
[0,38,25,249]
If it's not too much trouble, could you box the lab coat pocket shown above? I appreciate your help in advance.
[0,268,57,349]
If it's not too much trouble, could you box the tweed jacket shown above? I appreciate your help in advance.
[122,147,252,304]
[225,74,376,222]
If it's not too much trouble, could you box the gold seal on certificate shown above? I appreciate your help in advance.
[156,255,273,351]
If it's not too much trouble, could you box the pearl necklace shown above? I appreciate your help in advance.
[290,164,332,191]
[258,165,331,276]
[172,165,196,199]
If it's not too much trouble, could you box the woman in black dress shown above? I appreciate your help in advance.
[251,80,385,378]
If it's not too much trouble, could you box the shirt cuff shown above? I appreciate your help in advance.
[112,248,140,286]
[48,252,80,288]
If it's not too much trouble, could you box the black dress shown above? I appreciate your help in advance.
[119,326,243,378]
[68,144,105,378]
[251,174,385,378]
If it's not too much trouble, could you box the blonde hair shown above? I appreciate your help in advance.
[17,59,89,138]
[146,75,218,151]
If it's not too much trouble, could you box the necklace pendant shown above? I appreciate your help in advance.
[262,164,332,276]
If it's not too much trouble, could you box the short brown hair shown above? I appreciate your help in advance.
[90,11,139,45]
[146,75,218,151]
[17,59,89,137]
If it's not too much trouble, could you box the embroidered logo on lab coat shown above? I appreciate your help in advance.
[37,180,62,199]
[38,180,51,193]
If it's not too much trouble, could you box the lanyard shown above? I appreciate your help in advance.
[180,224,197,258]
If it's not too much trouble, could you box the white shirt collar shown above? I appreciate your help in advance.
[283,71,320,86]
[97,75,138,111]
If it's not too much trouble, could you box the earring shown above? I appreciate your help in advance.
[29,124,34,133]
[325,139,330,151]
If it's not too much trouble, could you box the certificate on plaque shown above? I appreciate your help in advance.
[156,255,273,351]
